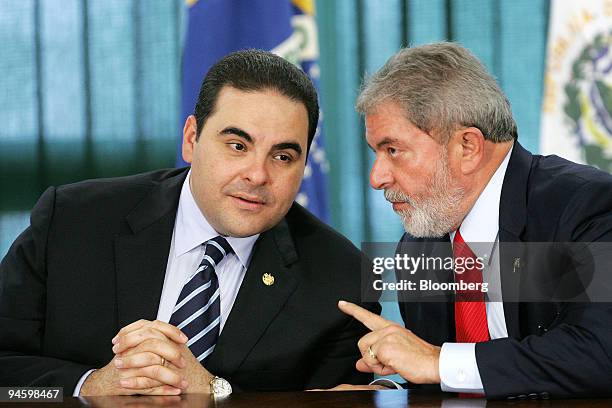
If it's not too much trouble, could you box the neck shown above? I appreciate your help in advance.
[453,140,513,231]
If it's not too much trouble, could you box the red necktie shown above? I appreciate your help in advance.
[453,230,489,398]
[453,229,489,343]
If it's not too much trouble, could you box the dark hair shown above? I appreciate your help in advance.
[194,49,319,153]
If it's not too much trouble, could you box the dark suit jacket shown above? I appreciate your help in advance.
[398,142,612,399]
[0,168,379,394]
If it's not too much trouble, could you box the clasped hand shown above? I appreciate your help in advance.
[80,320,213,396]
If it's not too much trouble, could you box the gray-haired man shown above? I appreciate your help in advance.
[339,42,612,399]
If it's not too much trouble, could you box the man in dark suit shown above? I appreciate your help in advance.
[337,42,612,399]
[0,50,378,396]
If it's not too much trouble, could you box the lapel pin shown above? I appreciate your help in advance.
[513,258,521,273]
[262,273,275,286]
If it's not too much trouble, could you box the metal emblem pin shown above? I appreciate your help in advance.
[513,258,521,273]
[262,273,275,286]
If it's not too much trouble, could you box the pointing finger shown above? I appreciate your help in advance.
[338,300,390,331]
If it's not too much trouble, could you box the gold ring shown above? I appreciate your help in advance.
[368,346,376,360]
[160,357,166,366]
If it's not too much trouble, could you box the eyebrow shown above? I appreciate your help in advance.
[220,126,303,156]
[220,126,253,143]
[273,142,302,156]
[369,137,398,151]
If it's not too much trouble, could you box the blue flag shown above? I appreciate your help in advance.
[178,0,329,222]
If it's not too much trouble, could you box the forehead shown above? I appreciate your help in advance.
[365,101,420,143]
[209,86,309,144]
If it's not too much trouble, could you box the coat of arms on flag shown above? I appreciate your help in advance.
[540,0,612,172]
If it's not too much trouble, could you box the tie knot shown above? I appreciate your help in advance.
[203,236,234,266]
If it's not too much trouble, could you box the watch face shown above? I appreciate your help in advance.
[212,377,232,397]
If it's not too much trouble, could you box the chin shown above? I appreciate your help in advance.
[219,212,284,238]
[226,230,259,238]
[224,223,271,238]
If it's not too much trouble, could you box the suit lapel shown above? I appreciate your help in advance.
[207,218,299,376]
[397,234,455,345]
[115,169,188,329]
[423,236,455,344]
[497,231,525,338]
[498,142,533,338]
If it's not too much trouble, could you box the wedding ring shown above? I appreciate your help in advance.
[160,357,166,366]
[368,346,376,360]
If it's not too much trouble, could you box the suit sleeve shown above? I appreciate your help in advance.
[476,180,612,399]
[0,187,93,394]
[303,300,381,389]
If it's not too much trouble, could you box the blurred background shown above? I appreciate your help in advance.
[0,0,610,259]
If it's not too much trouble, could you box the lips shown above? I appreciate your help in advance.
[229,194,267,211]
[231,194,265,204]
[390,201,410,212]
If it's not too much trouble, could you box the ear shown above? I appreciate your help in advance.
[181,115,198,164]
[453,126,485,175]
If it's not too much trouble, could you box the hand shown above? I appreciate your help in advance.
[80,320,191,396]
[338,300,441,384]
[112,319,214,394]
[309,384,389,391]
[79,356,184,396]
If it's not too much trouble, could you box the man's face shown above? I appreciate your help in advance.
[182,86,309,237]
[365,101,465,238]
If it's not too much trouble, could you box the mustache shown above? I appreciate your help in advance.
[223,182,271,204]
[384,189,413,205]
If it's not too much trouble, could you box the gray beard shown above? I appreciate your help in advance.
[385,154,465,238]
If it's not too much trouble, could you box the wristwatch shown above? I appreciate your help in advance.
[209,376,232,397]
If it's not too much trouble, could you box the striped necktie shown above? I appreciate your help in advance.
[169,236,233,363]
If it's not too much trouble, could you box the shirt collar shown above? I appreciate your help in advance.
[174,170,259,268]
[450,145,513,252]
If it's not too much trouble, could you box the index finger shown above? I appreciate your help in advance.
[338,300,390,331]
[114,320,150,344]
[149,320,188,344]
[114,320,187,346]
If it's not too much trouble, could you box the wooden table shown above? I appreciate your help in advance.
[2,390,610,407]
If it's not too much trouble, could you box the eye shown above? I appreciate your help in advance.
[230,142,246,152]
[387,147,397,156]
[274,153,293,162]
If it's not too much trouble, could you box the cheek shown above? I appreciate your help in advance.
[201,158,238,187]
[273,169,304,202]
[396,163,430,194]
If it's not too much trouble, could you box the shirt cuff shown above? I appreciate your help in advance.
[439,343,484,393]
[369,378,403,390]
[73,369,96,396]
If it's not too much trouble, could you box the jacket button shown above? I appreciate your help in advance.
[528,393,539,399]
[517,394,527,399]
[540,392,550,399]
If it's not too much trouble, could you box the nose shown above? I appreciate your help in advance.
[370,156,392,190]
[243,157,270,186]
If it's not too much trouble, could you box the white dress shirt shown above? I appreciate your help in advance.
[74,170,258,395]
[157,170,259,330]
[439,146,513,393]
